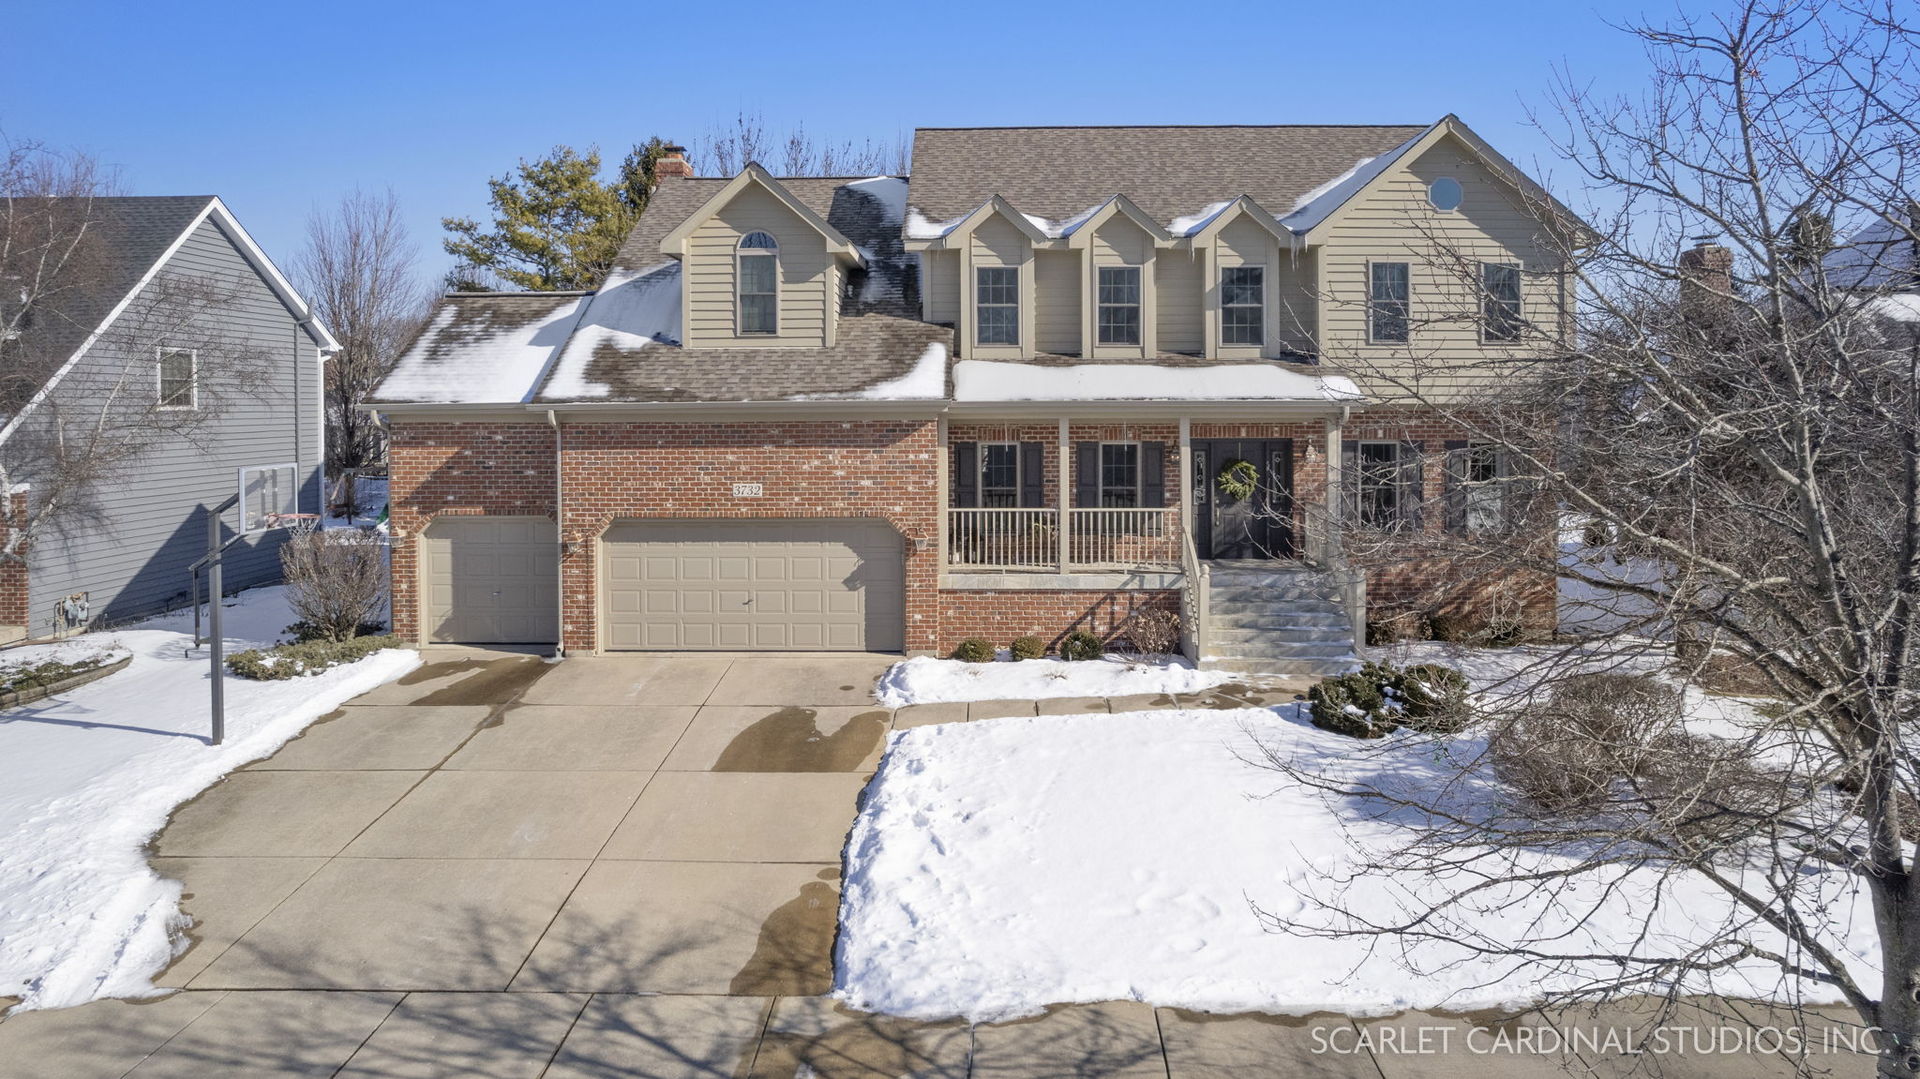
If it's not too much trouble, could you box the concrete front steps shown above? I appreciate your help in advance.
[1200,564,1361,678]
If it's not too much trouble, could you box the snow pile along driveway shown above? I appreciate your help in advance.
[0,587,418,1012]
[873,654,1231,706]
[834,706,1878,1021]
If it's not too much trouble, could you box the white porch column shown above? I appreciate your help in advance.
[1322,409,1346,562]
[1057,417,1070,574]
[1177,416,1193,539]
[935,414,949,578]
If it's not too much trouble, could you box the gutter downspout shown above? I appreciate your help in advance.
[547,409,565,659]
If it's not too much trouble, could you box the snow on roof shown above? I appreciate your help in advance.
[952,360,1361,403]
[1167,200,1235,238]
[541,263,683,400]
[906,209,965,240]
[1867,293,1920,322]
[1277,130,1425,234]
[792,341,948,401]
[376,293,588,404]
[846,176,908,226]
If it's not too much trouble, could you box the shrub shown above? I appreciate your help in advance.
[280,531,387,643]
[286,619,387,643]
[1393,662,1473,733]
[0,655,114,696]
[1427,611,1477,643]
[1121,609,1182,655]
[1060,630,1105,661]
[1365,609,1427,646]
[1009,635,1047,661]
[1308,664,1398,738]
[951,637,995,663]
[1491,673,1685,813]
[226,635,403,681]
[1483,617,1528,646]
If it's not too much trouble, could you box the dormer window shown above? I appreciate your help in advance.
[1097,266,1142,345]
[737,231,778,334]
[1221,267,1264,346]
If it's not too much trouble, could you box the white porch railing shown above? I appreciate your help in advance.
[946,506,1181,572]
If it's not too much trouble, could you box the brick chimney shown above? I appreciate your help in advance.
[1679,237,1734,319]
[655,144,694,180]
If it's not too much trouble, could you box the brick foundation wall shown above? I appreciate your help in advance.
[0,490,25,631]
[937,587,1179,654]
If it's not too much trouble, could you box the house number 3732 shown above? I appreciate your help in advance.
[732,483,764,498]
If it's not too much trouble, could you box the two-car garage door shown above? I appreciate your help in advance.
[601,518,904,651]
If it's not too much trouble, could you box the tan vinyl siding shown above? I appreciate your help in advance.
[1317,136,1568,400]
[684,185,830,348]
[969,215,1027,265]
[1035,250,1081,354]
[1271,247,1318,355]
[1155,248,1202,354]
[923,250,958,323]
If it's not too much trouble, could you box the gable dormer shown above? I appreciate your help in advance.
[659,164,866,349]
[908,196,1046,359]
[1068,197,1170,360]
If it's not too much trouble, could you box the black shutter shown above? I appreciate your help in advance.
[1019,442,1045,508]
[1400,441,1425,529]
[952,441,978,508]
[1140,442,1166,508]
[1074,442,1099,508]
[1443,440,1469,533]
[1340,440,1359,525]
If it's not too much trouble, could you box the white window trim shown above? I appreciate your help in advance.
[156,346,198,411]
[1479,261,1525,344]
[1096,265,1144,347]
[237,462,299,534]
[978,440,1021,505]
[1219,265,1265,348]
[1097,440,1143,507]
[975,266,1020,347]
[1365,261,1411,346]
[1355,440,1407,527]
[736,233,779,336]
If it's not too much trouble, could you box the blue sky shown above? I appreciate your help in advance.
[1,0,1670,285]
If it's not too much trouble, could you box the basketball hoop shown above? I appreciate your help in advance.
[264,512,321,535]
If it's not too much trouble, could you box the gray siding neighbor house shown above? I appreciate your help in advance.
[0,196,336,641]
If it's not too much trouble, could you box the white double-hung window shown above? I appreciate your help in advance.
[737,231,778,334]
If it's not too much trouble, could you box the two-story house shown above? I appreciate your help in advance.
[1,196,335,641]
[371,117,1576,673]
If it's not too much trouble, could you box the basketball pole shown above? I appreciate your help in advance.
[190,493,243,747]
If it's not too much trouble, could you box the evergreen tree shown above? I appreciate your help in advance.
[442,141,665,292]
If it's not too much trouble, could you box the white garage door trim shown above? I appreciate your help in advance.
[599,517,905,652]
[420,515,559,644]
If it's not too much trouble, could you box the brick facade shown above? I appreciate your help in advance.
[385,409,1552,656]
[1,490,31,635]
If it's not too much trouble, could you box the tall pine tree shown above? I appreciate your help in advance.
[442,140,667,292]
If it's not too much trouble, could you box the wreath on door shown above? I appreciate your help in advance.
[1216,458,1259,500]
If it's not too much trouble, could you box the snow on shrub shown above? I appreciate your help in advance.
[1308,660,1474,739]
[226,634,403,681]
[1059,631,1104,661]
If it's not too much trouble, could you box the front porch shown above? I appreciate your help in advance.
[935,414,1367,675]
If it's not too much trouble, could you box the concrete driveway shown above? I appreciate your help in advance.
[0,652,1866,1078]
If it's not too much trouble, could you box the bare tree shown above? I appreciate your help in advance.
[1260,3,1920,1075]
[695,112,907,177]
[0,141,270,570]
[294,189,428,482]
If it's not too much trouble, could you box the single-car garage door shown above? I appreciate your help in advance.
[421,516,558,644]
[601,518,904,651]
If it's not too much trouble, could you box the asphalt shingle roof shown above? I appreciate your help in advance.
[10,195,214,388]
[906,125,1427,224]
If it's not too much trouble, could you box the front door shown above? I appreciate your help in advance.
[1191,439,1295,560]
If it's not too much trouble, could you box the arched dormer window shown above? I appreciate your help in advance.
[737,231,778,334]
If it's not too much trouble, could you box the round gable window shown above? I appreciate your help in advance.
[1428,177,1463,212]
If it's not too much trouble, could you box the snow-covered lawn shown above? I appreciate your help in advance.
[835,660,1875,1021]
[873,653,1233,707]
[0,586,418,1012]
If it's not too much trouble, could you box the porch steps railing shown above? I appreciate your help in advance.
[1200,565,1361,678]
